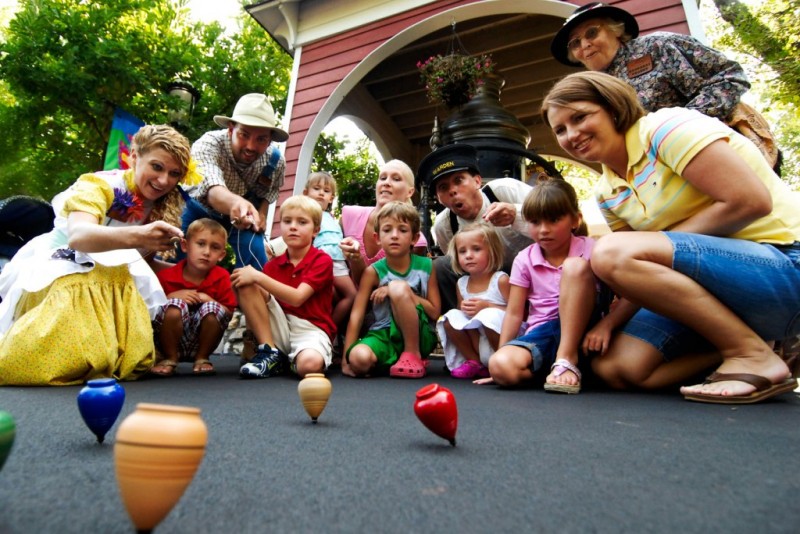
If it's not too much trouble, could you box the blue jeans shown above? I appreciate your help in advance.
[180,197,268,270]
[621,232,800,360]
[506,318,561,374]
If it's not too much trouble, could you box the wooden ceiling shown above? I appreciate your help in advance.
[356,12,581,160]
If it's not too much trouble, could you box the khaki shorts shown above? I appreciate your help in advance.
[266,297,332,369]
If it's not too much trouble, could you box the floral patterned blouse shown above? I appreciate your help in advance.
[605,32,750,121]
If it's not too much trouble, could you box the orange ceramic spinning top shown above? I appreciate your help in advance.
[114,403,207,533]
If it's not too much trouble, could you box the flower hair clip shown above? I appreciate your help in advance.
[181,158,203,187]
[107,187,145,223]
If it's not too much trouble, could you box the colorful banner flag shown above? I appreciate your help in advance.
[103,108,145,171]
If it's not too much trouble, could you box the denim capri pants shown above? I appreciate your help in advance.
[621,232,800,361]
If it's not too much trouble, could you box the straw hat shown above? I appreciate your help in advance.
[213,93,289,142]
[550,2,639,67]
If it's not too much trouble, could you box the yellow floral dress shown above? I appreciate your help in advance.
[0,170,166,386]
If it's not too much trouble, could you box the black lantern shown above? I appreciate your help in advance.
[166,80,200,130]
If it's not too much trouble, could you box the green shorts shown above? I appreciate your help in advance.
[346,304,438,374]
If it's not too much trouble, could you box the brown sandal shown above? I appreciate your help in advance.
[149,359,178,377]
[776,335,800,378]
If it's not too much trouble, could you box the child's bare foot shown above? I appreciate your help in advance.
[192,359,215,376]
[149,359,178,377]
[473,376,495,385]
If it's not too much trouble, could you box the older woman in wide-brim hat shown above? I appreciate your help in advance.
[549,2,780,169]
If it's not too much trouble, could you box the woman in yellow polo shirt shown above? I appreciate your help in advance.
[540,71,800,404]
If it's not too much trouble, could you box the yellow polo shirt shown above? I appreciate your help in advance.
[595,108,800,244]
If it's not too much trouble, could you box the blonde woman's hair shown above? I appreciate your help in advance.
[280,195,323,230]
[378,159,416,204]
[373,200,421,235]
[522,177,588,237]
[305,171,337,199]
[541,71,645,134]
[448,222,505,275]
[130,124,191,228]
[186,218,228,241]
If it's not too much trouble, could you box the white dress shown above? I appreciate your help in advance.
[436,271,508,371]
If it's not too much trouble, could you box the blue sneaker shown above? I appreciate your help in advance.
[239,344,286,378]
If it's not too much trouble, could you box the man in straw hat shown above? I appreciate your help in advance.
[184,93,289,269]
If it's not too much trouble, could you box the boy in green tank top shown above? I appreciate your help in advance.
[343,202,440,378]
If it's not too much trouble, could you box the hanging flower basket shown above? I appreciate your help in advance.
[417,53,494,109]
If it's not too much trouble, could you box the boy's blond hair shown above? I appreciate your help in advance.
[280,195,323,230]
[373,201,421,235]
[448,222,505,275]
[305,171,337,198]
[186,218,228,242]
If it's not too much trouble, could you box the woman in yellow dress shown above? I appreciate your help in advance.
[0,124,202,385]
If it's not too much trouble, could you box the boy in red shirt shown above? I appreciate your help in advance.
[231,195,335,378]
[150,218,236,376]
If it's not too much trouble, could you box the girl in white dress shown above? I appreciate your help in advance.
[437,222,510,378]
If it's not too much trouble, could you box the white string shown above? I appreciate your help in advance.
[235,228,263,271]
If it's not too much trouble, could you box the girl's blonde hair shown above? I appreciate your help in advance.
[305,171,337,198]
[448,222,505,275]
[522,177,588,237]
[132,124,191,228]
[377,159,416,205]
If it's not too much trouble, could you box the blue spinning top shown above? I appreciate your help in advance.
[77,378,125,444]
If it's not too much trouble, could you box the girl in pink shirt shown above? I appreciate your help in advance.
[479,179,602,394]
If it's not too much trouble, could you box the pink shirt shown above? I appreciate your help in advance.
[509,235,594,333]
[340,205,428,265]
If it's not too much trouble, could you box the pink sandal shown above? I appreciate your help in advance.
[389,351,426,378]
[543,358,581,394]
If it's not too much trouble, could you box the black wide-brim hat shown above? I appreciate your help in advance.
[417,143,481,193]
[550,2,639,67]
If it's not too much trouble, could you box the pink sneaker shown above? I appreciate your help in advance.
[451,360,490,379]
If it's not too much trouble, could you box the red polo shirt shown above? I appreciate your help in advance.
[264,246,335,339]
[157,260,238,310]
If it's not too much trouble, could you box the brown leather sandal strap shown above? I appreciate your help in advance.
[703,372,771,391]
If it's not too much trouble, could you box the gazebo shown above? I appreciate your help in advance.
[245,0,703,225]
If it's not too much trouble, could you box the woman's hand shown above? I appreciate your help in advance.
[141,221,184,252]
[582,320,614,355]
[339,237,361,261]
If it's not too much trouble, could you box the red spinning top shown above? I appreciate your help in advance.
[414,383,458,446]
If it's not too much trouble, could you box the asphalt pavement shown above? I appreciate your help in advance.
[1,355,799,534]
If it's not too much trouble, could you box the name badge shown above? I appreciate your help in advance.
[627,55,654,78]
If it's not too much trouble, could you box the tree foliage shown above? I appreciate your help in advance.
[708,0,800,188]
[311,131,380,217]
[0,0,292,200]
